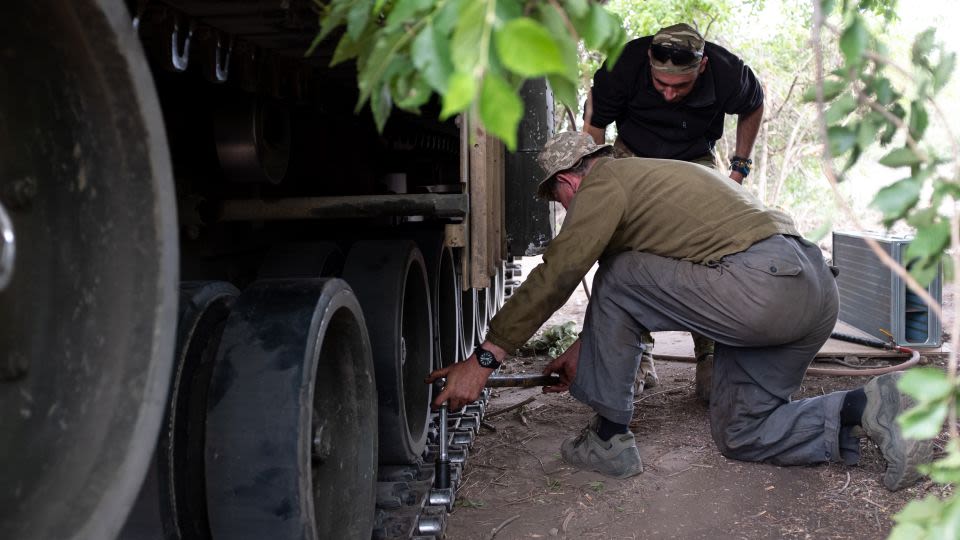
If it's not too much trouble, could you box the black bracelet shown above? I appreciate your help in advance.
[729,156,752,177]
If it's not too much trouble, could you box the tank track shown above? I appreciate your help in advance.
[374,392,490,539]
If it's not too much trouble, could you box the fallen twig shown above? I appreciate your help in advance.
[486,514,521,540]
[633,385,688,404]
[862,497,888,511]
[486,396,536,419]
[838,472,851,493]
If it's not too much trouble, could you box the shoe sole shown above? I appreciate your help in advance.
[862,373,934,491]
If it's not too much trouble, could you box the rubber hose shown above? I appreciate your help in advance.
[654,332,921,377]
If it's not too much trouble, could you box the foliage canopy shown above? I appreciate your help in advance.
[309,0,627,150]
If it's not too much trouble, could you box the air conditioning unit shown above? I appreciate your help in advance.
[832,231,942,348]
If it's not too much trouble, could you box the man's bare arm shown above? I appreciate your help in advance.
[729,103,764,184]
[582,90,606,144]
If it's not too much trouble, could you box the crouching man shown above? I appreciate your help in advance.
[426,132,931,490]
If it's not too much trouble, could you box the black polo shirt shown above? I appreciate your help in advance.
[589,36,764,161]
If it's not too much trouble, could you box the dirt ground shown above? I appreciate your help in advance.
[444,259,954,540]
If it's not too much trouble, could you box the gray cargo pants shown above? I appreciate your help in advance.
[569,234,852,466]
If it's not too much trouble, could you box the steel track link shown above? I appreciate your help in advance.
[372,390,492,539]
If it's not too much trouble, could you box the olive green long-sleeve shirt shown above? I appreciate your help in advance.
[486,157,799,352]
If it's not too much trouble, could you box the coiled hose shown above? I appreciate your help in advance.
[806,331,920,377]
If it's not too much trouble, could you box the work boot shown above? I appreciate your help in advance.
[634,353,659,394]
[861,372,934,491]
[561,416,644,479]
[695,354,713,403]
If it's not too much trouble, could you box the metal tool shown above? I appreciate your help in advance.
[485,373,561,388]
[433,380,450,491]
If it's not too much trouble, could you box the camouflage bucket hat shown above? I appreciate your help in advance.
[536,132,611,199]
[650,23,705,75]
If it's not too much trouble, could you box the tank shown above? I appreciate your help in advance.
[0,1,554,539]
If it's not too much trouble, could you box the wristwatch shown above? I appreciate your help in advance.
[729,155,753,177]
[474,346,502,370]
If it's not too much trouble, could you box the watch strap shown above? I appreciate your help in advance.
[729,155,752,177]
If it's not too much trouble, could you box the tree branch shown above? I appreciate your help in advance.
[810,1,944,324]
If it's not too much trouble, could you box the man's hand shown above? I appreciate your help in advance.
[425,341,506,411]
[542,338,581,394]
[728,170,745,185]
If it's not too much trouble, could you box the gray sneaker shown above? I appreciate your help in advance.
[561,416,644,479]
[634,353,659,394]
[861,372,934,491]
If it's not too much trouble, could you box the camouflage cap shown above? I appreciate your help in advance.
[536,132,611,199]
[650,23,705,75]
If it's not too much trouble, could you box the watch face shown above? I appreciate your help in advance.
[476,349,496,367]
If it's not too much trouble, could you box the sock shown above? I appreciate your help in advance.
[841,388,867,426]
[596,416,628,441]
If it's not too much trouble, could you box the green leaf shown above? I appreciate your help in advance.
[548,74,579,112]
[494,18,566,77]
[857,116,882,148]
[370,82,393,133]
[494,0,522,21]
[347,0,372,41]
[479,73,524,151]
[827,125,857,155]
[577,3,615,50]
[604,23,628,68]
[905,218,950,286]
[451,1,485,72]
[440,71,476,119]
[869,77,895,105]
[912,258,941,287]
[907,221,950,261]
[899,367,954,402]
[922,442,960,483]
[909,100,930,139]
[394,73,432,112]
[317,1,352,44]
[894,495,945,525]
[385,0,433,30]
[331,33,365,66]
[879,147,924,168]
[932,179,960,204]
[563,0,589,17]
[434,0,465,35]
[898,399,948,440]
[912,28,937,69]
[536,4,580,80]
[907,207,938,228]
[802,79,847,102]
[412,23,454,93]
[840,15,869,64]
[888,522,928,540]
[933,51,956,92]
[841,144,863,172]
[870,178,921,222]
[356,31,408,109]
[825,94,857,124]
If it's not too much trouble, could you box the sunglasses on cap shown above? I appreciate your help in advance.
[650,43,703,66]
